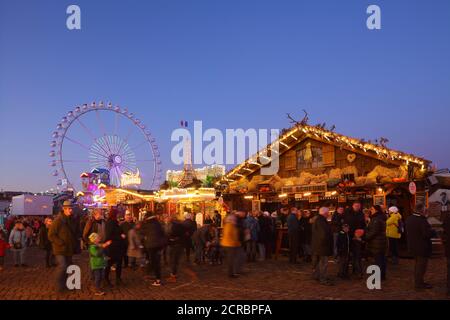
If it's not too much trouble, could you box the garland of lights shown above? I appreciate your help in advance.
[224,123,429,182]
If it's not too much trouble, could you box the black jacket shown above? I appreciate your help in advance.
[120,221,135,242]
[192,225,212,245]
[443,212,450,258]
[140,217,167,249]
[331,212,346,233]
[299,217,312,245]
[104,219,126,258]
[168,220,186,246]
[365,212,387,256]
[337,231,350,256]
[182,219,197,245]
[343,209,366,236]
[351,238,364,258]
[311,215,333,256]
[258,216,273,244]
[406,213,432,257]
[38,225,52,250]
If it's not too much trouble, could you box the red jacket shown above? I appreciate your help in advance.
[0,239,11,257]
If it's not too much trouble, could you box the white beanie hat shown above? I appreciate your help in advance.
[388,206,399,213]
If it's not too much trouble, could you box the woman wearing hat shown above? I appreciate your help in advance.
[386,206,403,265]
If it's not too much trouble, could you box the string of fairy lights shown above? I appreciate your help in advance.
[223,123,430,182]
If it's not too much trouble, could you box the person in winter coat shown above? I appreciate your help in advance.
[352,229,365,278]
[406,203,433,290]
[193,224,213,264]
[104,208,126,287]
[140,211,167,286]
[213,210,222,228]
[38,217,55,268]
[336,224,351,279]
[366,205,387,281]
[311,207,334,286]
[127,222,144,270]
[331,206,346,258]
[88,232,112,296]
[83,209,106,246]
[167,216,186,282]
[244,211,260,262]
[48,200,78,293]
[120,211,135,268]
[386,206,403,265]
[287,208,300,264]
[257,212,273,261]
[9,221,27,267]
[0,232,11,271]
[182,213,197,263]
[299,210,313,263]
[221,211,245,278]
[343,202,366,237]
[442,210,450,296]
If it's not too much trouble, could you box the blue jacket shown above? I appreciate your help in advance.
[9,229,27,249]
[287,213,299,235]
[244,216,260,241]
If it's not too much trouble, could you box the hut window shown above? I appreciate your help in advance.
[297,144,323,169]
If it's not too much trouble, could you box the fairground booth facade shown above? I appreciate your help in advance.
[221,122,431,220]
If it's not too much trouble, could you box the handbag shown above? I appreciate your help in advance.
[13,230,24,249]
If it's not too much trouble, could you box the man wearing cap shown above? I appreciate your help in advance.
[48,200,78,293]
[386,206,403,265]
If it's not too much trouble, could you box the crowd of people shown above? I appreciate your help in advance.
[0,199,449,298]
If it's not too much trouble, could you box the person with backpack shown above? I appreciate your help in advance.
[386,206,403,265]
[9,221,27,267]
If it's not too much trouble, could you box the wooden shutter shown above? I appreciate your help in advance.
[322,144,335,167]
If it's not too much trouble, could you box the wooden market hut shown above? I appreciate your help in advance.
[221,122,432,219]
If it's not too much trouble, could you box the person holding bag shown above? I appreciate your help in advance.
[9,221,27,267]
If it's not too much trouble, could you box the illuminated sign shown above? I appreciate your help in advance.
[121,169,142,187]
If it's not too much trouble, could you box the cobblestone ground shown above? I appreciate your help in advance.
[0,247,448,300]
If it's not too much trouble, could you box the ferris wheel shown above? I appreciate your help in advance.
[49,102,162,191]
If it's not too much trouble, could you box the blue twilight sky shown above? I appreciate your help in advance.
[0,0,449,192]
